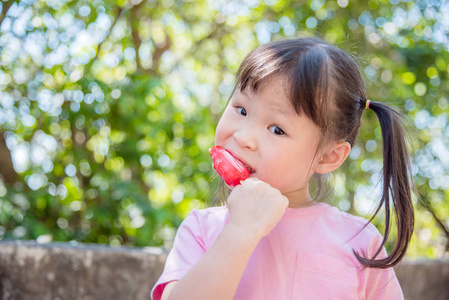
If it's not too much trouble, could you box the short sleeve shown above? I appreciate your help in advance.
[151,210,207,300]
[361,235,404,300]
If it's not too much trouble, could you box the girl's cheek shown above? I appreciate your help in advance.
[215,120,227,144]
[216,113,231,134]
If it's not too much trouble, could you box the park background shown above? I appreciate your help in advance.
[0,0,448,261]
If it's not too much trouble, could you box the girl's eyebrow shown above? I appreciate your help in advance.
[240,89,250,99]
[239,88,293,117]
[270,105,294,117]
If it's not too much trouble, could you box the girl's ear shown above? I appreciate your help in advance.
[314,141,351,174]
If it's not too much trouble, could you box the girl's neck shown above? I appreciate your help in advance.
[284,188,317,208]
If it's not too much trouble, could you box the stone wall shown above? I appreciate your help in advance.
[394,259,449,300]
[0,241,167,300]
[0,240,448,300]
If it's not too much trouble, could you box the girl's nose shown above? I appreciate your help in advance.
[233,129,257,151]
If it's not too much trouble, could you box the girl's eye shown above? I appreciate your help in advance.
[269,126,285,136]
[237,107,247,116]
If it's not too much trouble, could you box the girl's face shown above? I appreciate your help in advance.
[215,75,323,207]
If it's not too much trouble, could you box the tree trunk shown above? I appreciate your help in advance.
[0,131,18,184]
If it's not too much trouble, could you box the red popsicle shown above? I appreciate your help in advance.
[209,146,250,187]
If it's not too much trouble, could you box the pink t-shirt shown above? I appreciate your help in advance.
[152,203,403,299]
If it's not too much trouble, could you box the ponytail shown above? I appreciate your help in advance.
[355,100,415,269]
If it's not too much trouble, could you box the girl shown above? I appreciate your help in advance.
[152,37,414,299]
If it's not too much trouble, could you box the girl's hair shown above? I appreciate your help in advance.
[221,37,414,269]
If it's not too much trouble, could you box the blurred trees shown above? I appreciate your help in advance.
[0,0,447,258]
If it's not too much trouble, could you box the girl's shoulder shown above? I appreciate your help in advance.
[324,204,383,240]
[180,206,229,246]
[186,206,229,223]
[315,206,388,265]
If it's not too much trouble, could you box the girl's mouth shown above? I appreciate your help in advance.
[243,163,255,173]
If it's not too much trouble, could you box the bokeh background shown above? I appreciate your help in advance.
[0,0,448,259]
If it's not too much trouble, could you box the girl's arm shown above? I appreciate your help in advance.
[162,178,288,300]
[162,221,261,300]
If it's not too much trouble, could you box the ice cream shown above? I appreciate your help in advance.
[209,145,250,187]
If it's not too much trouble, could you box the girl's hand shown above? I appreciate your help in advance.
[226,178,289,239]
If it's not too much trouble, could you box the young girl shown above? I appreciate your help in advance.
[152,37,414,299]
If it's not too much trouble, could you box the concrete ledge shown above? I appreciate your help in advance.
[0,240,448,299]
[0,240,168,300]
[394,259,449,300]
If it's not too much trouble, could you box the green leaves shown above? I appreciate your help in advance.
[0,0,448,258]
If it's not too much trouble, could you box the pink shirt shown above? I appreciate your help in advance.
[152,203,403,299]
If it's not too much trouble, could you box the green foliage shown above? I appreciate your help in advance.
[0,0,448,258]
